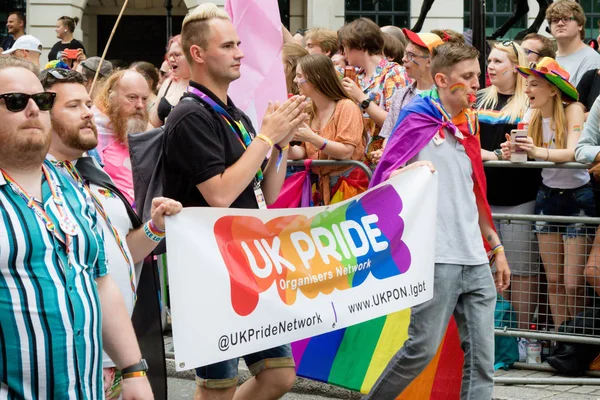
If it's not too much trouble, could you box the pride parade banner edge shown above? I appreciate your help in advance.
[166,167,438,371]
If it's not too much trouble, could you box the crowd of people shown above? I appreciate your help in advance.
[3,0,600,398]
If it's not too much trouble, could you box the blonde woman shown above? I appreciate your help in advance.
[477,41,541,332]
[503,58,592,331]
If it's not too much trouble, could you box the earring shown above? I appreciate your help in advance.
[65,30,68,32]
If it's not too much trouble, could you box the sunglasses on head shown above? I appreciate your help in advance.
[501,40,519,59]
[0,92,56,112]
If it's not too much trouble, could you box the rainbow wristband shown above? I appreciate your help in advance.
[122,371,147,380]
[144,221,165,242]
[491,244,504,255]
[319,139,328,151]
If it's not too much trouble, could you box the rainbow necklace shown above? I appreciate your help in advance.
[56,160,137,300]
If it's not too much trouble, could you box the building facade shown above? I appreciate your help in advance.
[1,0,598,66]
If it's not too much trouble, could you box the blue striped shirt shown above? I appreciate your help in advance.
[0,160,107,400]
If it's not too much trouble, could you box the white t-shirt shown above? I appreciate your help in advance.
[557,45,600,87]
[410,132,489,266]
[90,183,142,368]
[539,116,589,189]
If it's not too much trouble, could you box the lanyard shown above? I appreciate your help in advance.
[187,86,264,183]
[56,160,137,300]
[1,165,74,254]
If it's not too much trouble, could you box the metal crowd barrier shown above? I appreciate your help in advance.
[485,160,600,384]
[287,159,373,179]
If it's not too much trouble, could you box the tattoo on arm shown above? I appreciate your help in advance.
[487,235,493,244]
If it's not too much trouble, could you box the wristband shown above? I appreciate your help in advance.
[319,139,328,151]
[492,244,504,255]
[274,143,289,172]
[122,371,147,380]
[144,221,165,242]
[256,134,274,148]
[149,220,165,234]
[274,143,289,152]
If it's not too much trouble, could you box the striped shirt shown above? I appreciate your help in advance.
[0,160,107,400]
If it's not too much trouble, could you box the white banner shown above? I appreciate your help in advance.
[166,167,438,370]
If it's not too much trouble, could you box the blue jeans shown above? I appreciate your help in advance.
[195,344,295,389]
[365,264,497,400]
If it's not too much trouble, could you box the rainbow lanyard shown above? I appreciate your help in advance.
[187,86,264,184]
[56,160,137,300]
[1,165,73,254]
[430,96,479,139]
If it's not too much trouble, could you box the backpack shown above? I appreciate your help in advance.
[494,295,519,370]
[128,97,201,254]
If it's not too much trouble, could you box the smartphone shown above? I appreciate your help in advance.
[63,49,78,60]
[510,129,528,163]
[344,66,357,83]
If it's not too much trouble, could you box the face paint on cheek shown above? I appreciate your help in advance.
[498,66,510,76]
[411,59,421,66]
[450,83,467,94]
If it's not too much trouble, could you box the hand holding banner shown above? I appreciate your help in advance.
[166,167,438,370]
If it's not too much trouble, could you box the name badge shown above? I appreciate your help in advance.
[433,131,445,146]
[254,184,267,210]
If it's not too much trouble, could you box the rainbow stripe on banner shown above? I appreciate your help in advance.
[293,315,464,399]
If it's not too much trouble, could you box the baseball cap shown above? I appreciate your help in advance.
[2,35,43,54]
[402,29,443,53]
[80,57,114,78]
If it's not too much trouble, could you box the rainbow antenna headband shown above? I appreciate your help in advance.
[516,57,578,103]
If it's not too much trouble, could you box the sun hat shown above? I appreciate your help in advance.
[2,35,43,54]
[402,29,444,53]
[516,57,578,103]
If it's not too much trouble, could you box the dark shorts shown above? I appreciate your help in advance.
[533,183,596,238]
[195,344,295,389]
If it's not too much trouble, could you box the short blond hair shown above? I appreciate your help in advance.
[182,3,230,63]
[305,28,338,56]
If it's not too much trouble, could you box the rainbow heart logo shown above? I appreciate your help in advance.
[214,184,412,316]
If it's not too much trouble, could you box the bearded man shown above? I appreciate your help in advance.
[43,67,180,399]
[93,69,151,204]
[0,55,154,400]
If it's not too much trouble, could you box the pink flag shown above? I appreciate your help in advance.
[225,0,288,129]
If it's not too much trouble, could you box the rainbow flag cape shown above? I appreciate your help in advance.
[293,89,494,399]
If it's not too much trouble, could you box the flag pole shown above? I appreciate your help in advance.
[90,0,130,93]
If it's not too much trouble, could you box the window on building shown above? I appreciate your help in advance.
[464,0,527,39]
[345,0,410,27]
[581,0,600,40]
[0,0,26,41]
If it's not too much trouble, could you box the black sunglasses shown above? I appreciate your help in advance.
[0,92,56,112]
[501,40,519,59]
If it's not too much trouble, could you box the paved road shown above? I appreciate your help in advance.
[168,378,340,399]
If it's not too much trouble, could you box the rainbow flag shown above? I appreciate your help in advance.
[292,315,463,398]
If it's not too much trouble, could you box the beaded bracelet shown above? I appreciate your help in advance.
[319,139,328,151]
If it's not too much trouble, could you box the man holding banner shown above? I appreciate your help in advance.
[162,3,307,400]
[367,43,511,399]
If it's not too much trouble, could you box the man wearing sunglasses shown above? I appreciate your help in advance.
[0,57,154,399]
[547,0,600,86]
